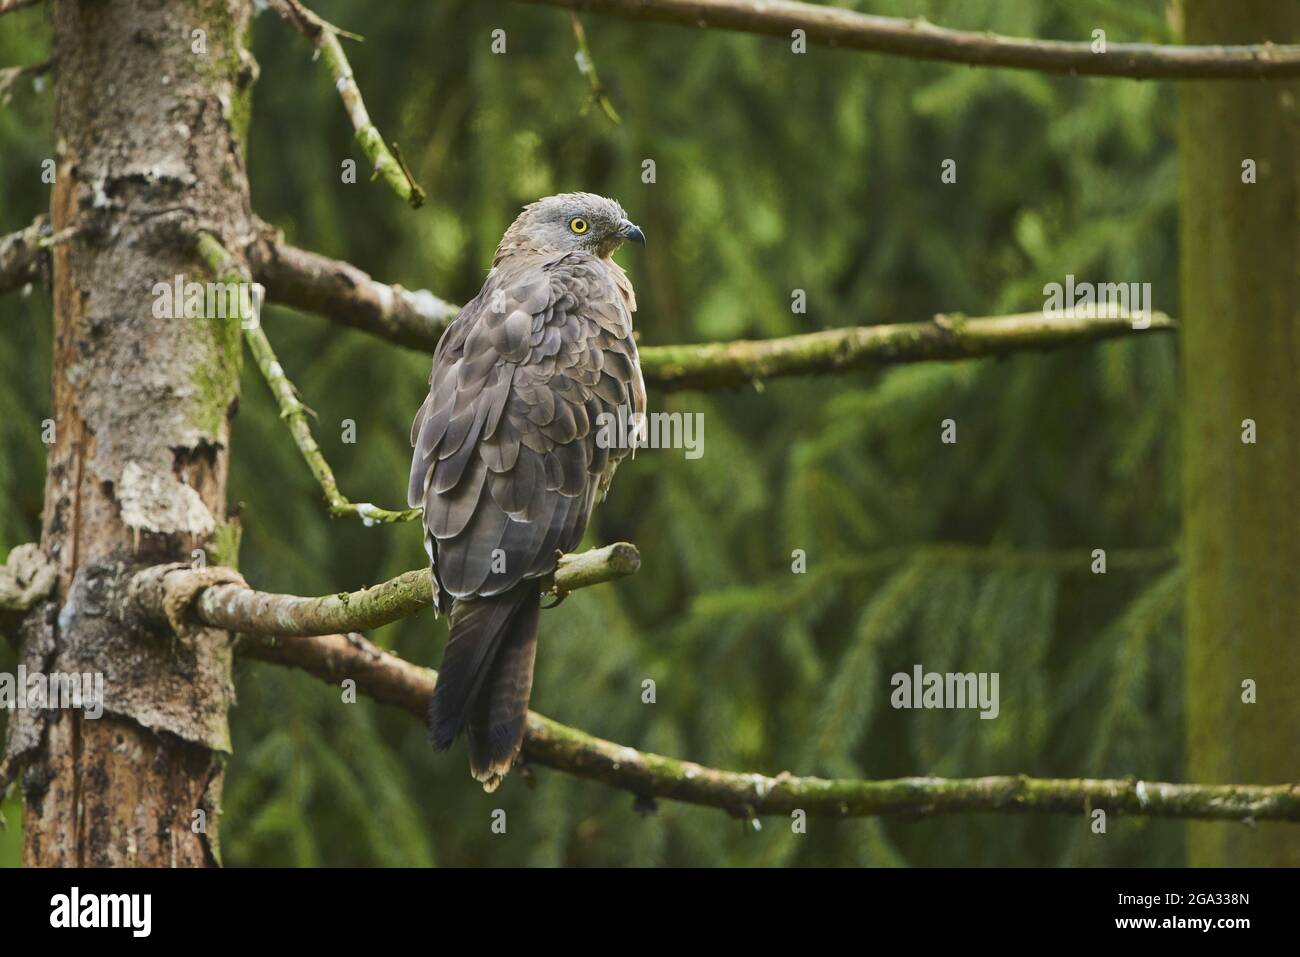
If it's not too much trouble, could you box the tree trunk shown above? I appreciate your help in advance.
[20,0,255,866]
[1178,0,1300,867]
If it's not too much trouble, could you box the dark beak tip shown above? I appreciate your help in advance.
[624,223,646,246]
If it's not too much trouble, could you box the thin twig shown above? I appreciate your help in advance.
[273,0,425,207]
[197,232,420,525]
[0,218,81,296]
[245,321,421,524]
[516,0,1300,80]
[569,13,621,124]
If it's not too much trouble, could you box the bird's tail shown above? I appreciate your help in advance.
[428,579,541,792]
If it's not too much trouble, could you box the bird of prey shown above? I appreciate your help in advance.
[408,193,646,791]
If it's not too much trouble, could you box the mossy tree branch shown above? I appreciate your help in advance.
[116,530,1293,824]
[229,620,1300,822]
[8,532,1288,823]
[246,239,1177,390]
[273,0,424,207]
[514,0,1300,80]
[128,542,641,636]
[245,317,421,523]
[638,311,1175,391]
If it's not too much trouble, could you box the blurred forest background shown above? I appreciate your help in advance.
[2,0,1196,866]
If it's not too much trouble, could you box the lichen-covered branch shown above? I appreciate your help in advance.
[129,542,640,637]
[0,217,78,296]
[247,231,458,350]
[639,311,1176,390]
[245,314,420,523]
[251,244,1176,390]
[515,0,1300,80]
[235,623,1300,822]
[198,232,419,524]
[274,0,424,207]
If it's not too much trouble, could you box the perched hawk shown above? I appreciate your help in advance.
[408,193,646,791]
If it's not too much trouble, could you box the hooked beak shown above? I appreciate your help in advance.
[619,220,646,246]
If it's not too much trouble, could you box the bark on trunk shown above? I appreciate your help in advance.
[20,0,256,866]
[1178,0,1300,867]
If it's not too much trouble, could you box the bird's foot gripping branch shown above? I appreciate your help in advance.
[127,542,641,638]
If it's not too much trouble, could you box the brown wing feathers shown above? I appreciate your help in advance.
[410,252,642,789]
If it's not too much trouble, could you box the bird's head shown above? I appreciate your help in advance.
[494,192,645,263]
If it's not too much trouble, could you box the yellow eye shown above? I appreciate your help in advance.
[569,217,589,234]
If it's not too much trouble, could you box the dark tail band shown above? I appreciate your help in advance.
[428,579,542,791]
